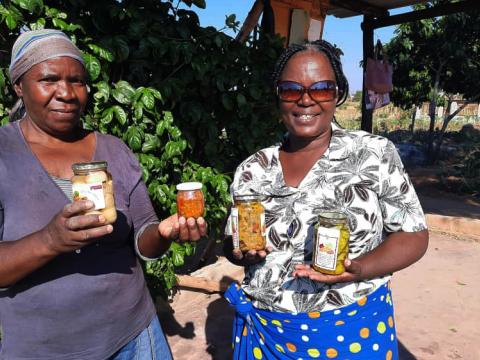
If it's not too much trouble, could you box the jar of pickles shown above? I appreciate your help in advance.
[71,161,117,224]
[231,195,266,251]
[312,212,350,275]
[176,182,205,218]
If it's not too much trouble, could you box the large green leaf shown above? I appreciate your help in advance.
[112,81,135,105]
[5,14,17,30]
[170,242,186,267]
[100,107,114,124]
[13,0,43,14]
[88,44,114,62]
[125,126,143,151]
[142,133,160,152]
[93,81,110,103]
[82,53,101,81]
[112,105,127,125]
[141,90,155,109]
[192,0,206,9]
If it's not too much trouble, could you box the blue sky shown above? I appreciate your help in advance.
[193,1,408,92]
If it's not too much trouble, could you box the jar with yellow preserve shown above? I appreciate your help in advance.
[231,195,266,251]
[313,212,350,275]
[71,161,117,224]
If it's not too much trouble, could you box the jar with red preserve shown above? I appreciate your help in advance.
[176,182,205,218]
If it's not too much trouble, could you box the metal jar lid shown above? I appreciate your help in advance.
[72,161,108,172]
[318,211,348,223]
[233,194,264,202]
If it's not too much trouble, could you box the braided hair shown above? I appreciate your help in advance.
[272,40,349,106]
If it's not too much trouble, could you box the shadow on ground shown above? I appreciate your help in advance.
[399,339,417,359]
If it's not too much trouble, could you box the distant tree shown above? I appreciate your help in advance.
[385,1,480,163]
[352,90,362,102]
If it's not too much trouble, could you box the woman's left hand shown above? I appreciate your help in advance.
[158,214,208,242]
[292,259,363,283]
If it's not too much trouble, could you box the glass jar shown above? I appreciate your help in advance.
[176,182,205,218]
[312,212,350,275]
[71,161,117,224]
[231,195,266,251]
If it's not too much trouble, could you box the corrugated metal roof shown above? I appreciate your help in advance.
[327,0,428,18]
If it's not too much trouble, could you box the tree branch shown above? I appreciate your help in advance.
[445,92,480,122]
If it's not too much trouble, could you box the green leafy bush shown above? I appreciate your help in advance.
[0,0,284,298]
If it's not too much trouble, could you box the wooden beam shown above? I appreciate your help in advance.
[366,0,478,29]
[361,16,374,133]
[176,274,232,293]
[329,0,389,18]
[235,0,264,43]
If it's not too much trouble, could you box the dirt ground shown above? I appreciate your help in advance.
[159,177,480,360]
[160,231,480,360]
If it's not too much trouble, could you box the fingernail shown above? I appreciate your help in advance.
[98,215,106,223]
[106,225,113,232]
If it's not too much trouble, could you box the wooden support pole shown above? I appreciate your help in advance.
[235,0,264,43]
[361,16,374,133]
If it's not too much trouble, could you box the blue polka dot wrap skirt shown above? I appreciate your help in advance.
[224,282,399,359]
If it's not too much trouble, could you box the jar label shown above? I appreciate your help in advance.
[260,212,266,237]
[231,207,240,249]
[314,226,340,271]
[72,182,106,210]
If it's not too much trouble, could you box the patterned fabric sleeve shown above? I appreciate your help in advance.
[378,140,427,233]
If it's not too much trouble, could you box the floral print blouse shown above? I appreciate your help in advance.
[226,123,427,313]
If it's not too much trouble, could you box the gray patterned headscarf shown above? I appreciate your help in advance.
[8,29,85,121]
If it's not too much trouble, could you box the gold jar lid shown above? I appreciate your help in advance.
[233,194,264,202]
[72,161,108,172]
[318,212,348,224]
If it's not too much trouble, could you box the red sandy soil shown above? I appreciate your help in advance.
[160,230,480,359]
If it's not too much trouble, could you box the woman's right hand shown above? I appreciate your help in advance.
[232,246,274,265]
[42,200,113,255]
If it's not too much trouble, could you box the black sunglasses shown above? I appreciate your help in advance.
[276,80,338,103]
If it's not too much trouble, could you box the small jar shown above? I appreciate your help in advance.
[176,182,205,218]
[71,161,117,224]
[312,212,350,275]
[231,194,266,251]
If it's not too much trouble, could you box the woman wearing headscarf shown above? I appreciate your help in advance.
[0,29,207,359]
[224,40,428,359]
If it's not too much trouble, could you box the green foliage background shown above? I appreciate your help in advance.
[0,0,284,297]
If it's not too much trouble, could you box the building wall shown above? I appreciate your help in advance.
[271,0,329,44]
[419,101,480,118]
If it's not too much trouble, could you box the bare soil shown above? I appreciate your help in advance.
[159,231,480,359]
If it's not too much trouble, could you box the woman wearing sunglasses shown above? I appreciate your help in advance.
[224,40,428,359]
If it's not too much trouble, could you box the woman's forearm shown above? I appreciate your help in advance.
[137,223,173,259]
[355,229,429,280]
[0,230,58,287]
